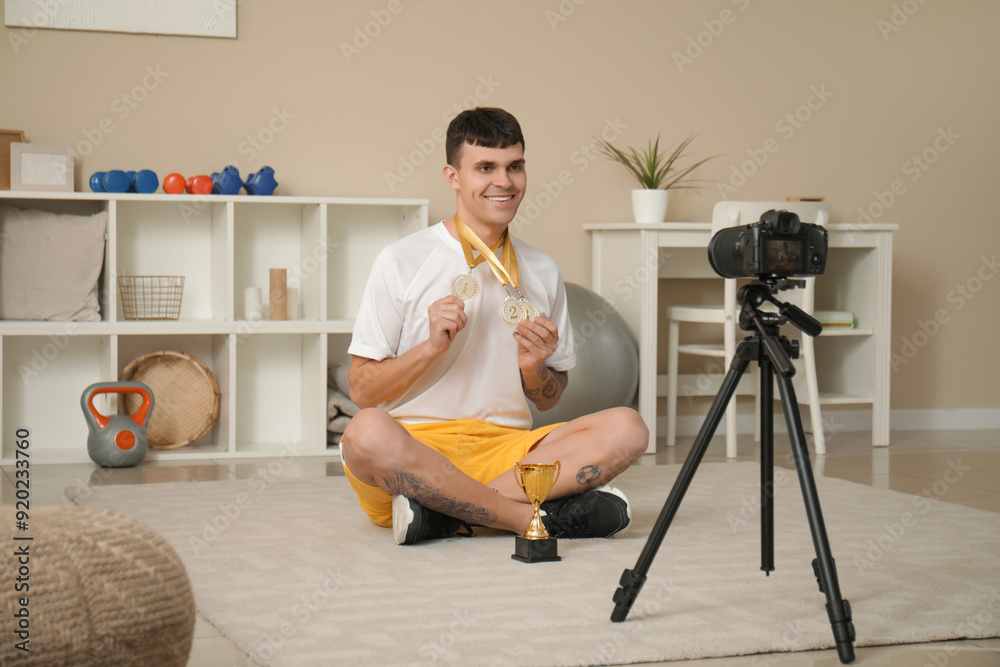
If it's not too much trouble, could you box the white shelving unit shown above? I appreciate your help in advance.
[586,222,896,453]
[0,191,428,464]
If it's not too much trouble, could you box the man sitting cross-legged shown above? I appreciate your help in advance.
[341,107,648,544]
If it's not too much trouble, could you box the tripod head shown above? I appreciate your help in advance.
[737,281,822,378]
[738,280,823,338]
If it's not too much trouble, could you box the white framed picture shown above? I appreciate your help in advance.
[10,143,74,192]
[3,0,236,39]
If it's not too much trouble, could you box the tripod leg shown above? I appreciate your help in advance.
[611,344,752,623]
[759,357,774,575]
[775,374,856,664]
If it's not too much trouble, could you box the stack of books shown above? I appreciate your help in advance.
[813,311,854,329]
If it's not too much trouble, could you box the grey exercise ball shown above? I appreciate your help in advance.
[530,283,640,427]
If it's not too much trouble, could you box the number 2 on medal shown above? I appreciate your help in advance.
[507,304,518,320]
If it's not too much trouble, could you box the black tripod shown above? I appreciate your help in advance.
[610,281,856,664]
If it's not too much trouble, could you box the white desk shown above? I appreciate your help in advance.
[585,222,897,453]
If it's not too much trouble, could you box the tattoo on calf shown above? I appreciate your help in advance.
[577,465,602,486]
[380,470,432,498]
[378,469,498,525]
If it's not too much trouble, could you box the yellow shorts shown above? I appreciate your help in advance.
[344,418,564,527]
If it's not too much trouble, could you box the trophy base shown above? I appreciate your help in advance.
[512,536,561,563]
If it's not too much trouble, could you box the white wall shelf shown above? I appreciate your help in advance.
[0,191,427,464]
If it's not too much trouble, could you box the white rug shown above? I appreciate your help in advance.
[66,462,1000,666]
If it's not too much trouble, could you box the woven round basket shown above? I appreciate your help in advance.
[120,350,220,449]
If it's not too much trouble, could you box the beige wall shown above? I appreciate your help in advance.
[2,1,997,411]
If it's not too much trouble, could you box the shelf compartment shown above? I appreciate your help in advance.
[233,202,324,322]
[1,196,113,322]
[326,203,427,320]
[327,332,352,369]
[117,334,231,454]
[233,333,326,455]
[114,199,228,322]
[810,335,875,404]
[2,335,113,461]
[815,247,876,331]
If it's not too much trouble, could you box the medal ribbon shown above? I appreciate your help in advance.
[453,214,520,289]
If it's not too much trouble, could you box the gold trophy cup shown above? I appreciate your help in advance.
[512,461,562,563]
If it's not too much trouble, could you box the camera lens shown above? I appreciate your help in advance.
[707,227,750,279]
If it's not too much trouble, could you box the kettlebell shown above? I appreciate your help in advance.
[81,382,155,468]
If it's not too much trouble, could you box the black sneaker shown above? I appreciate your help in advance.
[540,486,631,539]
[392,495,474,545]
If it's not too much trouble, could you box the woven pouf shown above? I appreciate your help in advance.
[0,506,195,666]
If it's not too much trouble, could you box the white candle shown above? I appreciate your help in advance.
[286,287,299,320]
[244,286,263,321]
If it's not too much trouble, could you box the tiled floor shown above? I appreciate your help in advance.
[3,428,999,666]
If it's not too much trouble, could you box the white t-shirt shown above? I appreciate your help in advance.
[349,222,576,428]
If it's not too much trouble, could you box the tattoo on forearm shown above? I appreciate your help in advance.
[523,367,568,406]
[378,469,497,525]
[577,465,601,486]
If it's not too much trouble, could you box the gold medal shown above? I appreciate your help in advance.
[453,213,533,327]
[451,272,479,301]
[451,215,510,304]
[499,296,523,327]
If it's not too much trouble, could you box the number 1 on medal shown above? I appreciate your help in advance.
[451,273,479,302]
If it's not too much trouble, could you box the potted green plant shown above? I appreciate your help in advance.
[597,134,716,223]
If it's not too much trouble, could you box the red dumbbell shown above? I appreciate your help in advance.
[163,172,186,194]
[186,174,213,195]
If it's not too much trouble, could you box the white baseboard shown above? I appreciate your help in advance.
[889,408,1000,431]
[660,408,1000,438]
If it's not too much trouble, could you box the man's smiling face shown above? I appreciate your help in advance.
[446,141,526,240]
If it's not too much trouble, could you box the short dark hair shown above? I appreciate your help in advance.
[446,107,524,167]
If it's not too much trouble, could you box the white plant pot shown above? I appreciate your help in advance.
[631,188,670,223]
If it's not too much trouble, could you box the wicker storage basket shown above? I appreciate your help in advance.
[118,276,185,320]
[120,350,220,449]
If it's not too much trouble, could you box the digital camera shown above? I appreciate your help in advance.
[707,209,828,279]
